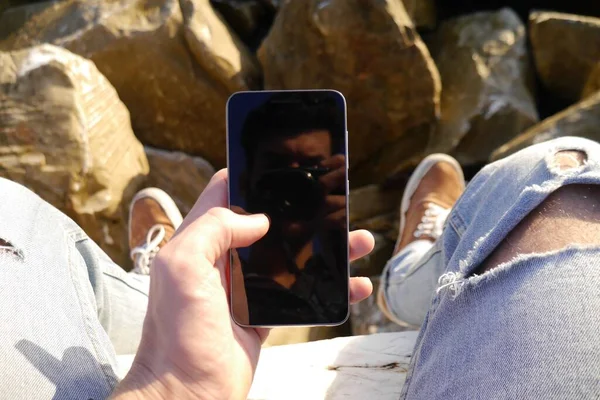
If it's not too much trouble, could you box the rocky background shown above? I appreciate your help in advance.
[1,0,600,343]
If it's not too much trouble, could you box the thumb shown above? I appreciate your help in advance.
[183,207,270,265]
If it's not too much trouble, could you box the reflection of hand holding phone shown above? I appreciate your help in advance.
[227,90,349,327]
[319,154,348,230]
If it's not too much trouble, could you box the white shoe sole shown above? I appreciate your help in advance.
[128,187,184,236]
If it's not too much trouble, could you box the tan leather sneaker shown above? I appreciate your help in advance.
[394,154,465,254]
[378,154,465,327]
[128,188,183,275]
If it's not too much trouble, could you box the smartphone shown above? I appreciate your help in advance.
[227,90,349,327]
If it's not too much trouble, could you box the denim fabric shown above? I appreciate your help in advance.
[381,239,440,328]
[385,137,600,399]
[0,178,148,399]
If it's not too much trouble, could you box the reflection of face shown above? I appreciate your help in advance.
[248,130,332,238]
[249,130,332,186]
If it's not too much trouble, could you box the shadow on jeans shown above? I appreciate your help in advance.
[15,339,118,400]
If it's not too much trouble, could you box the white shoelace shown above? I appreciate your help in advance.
[413,202,451,239]
[130,225,166,275]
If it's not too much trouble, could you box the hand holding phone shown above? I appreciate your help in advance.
[227,90,350,327]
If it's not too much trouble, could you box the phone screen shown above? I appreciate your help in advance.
[227,90,349,327]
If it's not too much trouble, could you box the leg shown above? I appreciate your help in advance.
[401,138,600,399]
[378,154,465,328]
[0,178,120,399]
[102,187,183,355]
[0,177,182,398]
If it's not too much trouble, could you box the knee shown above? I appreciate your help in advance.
[476,183,600,275]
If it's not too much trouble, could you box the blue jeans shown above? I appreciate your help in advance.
[0,178,148,399]
[2,137,600,399]
[382,137,600,398]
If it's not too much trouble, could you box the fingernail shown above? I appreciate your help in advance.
[249,213,270,225]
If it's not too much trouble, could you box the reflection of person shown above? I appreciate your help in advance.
[378,137,600,398]
[0,172,374,399]
[235,94,349,324]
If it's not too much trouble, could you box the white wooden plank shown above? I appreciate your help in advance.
[248,331,418,400]
[115,331,420,400]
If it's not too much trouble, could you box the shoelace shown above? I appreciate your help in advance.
[130,225,166,275]
[413,202,451,239]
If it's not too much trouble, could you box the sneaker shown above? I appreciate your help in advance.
[393,154,465,253]
[377,154,465,326]
[128,188,183,275]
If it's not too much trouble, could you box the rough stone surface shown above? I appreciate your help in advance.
[491,91,600,160]
[0,2,53,39]
[350,232,395,278]
[0,44,149,266]
[349,185,402,224]
[582,63,600,98]
[259,0,441,185]
[145,147,215,217]
[351,276,410,336]
[182,0,261,92]
[0,0,260,168]
[530,11,600,102]
[209,0,276,50]
[401,0,436,29]
[427,8,538,165]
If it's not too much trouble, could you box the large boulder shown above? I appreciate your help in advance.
[530,11,600,102]
[258,0,441,186]
[145,147,215,217]
[582,63,600,98]
[401,0,436,29]
[349,184,402,224]
[209,0,277,50]
[491,91,600,160]
[427,8,538,166]
[0,44,149,266]
[350,276,410,335]
[0,0,260,168]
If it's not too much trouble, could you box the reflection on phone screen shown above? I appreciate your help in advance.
[228,90,349,326]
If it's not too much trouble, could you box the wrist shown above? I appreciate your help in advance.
[109,361,165,400]
[110,358,233,400]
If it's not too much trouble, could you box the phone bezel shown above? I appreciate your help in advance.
[226,89,350,328]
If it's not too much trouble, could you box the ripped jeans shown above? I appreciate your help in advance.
[0,178,149,399]
[381,137,600,399]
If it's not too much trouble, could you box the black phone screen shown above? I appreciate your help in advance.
[227,90,349,327]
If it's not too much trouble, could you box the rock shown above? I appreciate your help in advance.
[352,213,397,237]
[351,276,411,336]
[259,0,441,185]
[0,0,260,168]
[181,0,261,92]
[530,11,600,102]
[401,0,436,29]
[0,44,149,267]
[145,147,215,217]
[349,185,403,223]
[350,232,395,277]
[491,91,600,160]
[209,0,276,50]
[0,2,54,39]
[426,8,538,166]
[582,63,600,98]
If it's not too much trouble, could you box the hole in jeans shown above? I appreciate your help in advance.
[0,238,23,259]
[473,184,600,276]
[552,150,587,171]
[0,238,14,251]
